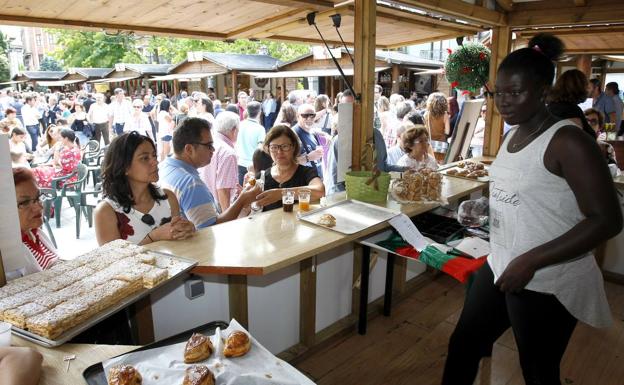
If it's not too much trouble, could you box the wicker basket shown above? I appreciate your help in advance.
[345,171,391,203]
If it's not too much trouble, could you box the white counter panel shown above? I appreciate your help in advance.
[315,244,354,333]
[248,264,300,354]
[151,274,229,341]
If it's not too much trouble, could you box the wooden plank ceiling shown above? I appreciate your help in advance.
[0,0,621,51]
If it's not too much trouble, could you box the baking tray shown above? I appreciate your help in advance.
[439,164,490,183]
[298,199,399,235]
[411,212,465,244]
[83,320,228,385]
[11,251,197,348]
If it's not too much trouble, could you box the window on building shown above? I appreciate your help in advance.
[47,34,55,45]
[35,34,42,46]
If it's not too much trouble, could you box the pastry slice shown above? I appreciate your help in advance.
[317,214,337,228]
[142,267,168,289]
[223,330,251,358]
[108,364,142,385]
[184,333,214,363]
[183,365,215,385]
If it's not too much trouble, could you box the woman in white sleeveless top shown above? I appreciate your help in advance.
[94,131,195,245]
[442,34,622,385]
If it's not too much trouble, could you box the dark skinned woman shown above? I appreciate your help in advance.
[442,34,622,385]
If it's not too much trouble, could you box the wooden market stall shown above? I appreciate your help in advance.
[159,51,281,103]
[11,71,68,91]
[244,48,445,101]
[60,68,113,92]
[88,63,171,96]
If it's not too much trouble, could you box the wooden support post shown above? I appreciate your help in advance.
[352,0,376,171]
[483,26,511,157]
[392,258,407,295]
[231,70,238,103]
[391,64,400,94]
[577,54,592,79]
[228,274,248,328]
[299,257,317,347]
[131,296,155,345]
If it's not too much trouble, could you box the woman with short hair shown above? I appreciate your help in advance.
[254,125,325,211]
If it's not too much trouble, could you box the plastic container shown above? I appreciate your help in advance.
[345,171,391,203]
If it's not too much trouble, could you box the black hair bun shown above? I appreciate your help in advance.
[528,33,564,62]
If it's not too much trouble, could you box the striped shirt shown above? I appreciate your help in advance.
[159,157,218,229]
[21,229,58,270]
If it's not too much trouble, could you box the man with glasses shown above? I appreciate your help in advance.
[235,101,265,185]
[293,104,325,179]
[159,118,260,229]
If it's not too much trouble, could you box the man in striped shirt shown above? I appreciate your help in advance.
[159,118,260,229]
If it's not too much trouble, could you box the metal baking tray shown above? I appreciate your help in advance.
[298,199,399,235]
[83,320,228,385]
[439,164,490,183]
[11,251,197,348]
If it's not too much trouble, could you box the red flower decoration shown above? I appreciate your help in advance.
[461,90,471,96]
[450,81,459,89]
[461,66,472,74]
[446,48,453,55]
[479,52,487,61]
[115,212,135,240]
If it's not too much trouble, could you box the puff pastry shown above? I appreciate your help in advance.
[223,330,251,358]
[317,214,336,228]
[183,365,215,385]
[184,333,214,363]
[108,365,142,385]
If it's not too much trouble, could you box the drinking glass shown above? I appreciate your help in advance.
[282,189,295,212]
[250,179,264,215]
[298,188,311,211]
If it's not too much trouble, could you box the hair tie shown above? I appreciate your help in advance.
[532,45,543,54]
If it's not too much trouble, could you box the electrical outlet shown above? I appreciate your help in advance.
[184,278,204,300]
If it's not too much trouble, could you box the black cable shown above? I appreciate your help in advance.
[335,27,354,66]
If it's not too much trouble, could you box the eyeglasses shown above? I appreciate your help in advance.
[193,141,215,151]
[586,118,599,125]
[414,139,430,145]
[17,192,50,209]
[300,113,315,119]
[269,143,294,152]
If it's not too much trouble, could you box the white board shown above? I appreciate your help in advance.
[336,102,353,184]
[0,135,28,279]
[446,99,485,163]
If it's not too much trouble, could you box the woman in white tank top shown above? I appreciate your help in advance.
[94,131,195,246]
[442,34,622,385]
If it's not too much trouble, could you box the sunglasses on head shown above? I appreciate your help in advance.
[141,214,172,226]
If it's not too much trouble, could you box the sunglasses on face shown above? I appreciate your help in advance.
[300,113,315,119]
[586,118,599,125]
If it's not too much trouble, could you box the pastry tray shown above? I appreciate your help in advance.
[439,164,490,183]
[298,199,399,235]
[11,251,197,348]
[83,320,228,385]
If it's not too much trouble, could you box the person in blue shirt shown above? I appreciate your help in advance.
[159,118,260,229]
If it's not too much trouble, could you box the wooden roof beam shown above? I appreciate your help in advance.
[0,14,226,40]
[376,8,479,35]
[259,4,352,36]
[385,32,465,49]
[508,0,624,27]
[227,9,309,39]
[249,0,335,10]
[392,0,507,27]
[495,0,514,12]
[517,25,624,37]
[376,4,483,33]
[574,0,587,6]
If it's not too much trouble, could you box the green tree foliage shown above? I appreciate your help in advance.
[147,37,310,63]
[0,32,10,82]
[39,56,63,71]
[48,29,143,68]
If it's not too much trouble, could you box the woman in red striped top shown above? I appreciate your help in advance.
[13,168,59,277]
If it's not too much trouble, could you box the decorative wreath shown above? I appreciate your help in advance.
[444,43,491,93]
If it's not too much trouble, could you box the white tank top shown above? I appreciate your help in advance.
[104,190,172,245]
[488,120,612,328]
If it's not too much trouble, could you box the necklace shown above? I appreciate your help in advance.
[511,116,550,150]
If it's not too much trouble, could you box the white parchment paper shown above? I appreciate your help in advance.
[103,319,314,385]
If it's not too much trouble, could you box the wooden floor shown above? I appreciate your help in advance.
[294,274,624,385]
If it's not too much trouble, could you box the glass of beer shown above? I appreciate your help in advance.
[298,189,311,211]
[282,189,295,212]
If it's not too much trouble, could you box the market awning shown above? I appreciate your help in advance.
[150,72,225,81]
[243,67,389,79]
[36,79,84,87]
[88,76,140,84]
[409,68,444,75]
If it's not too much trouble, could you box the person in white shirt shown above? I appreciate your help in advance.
[109,88,132,136]
[125,99,153,139]
[235,101,265,185]
[21,95,41,151]
[606,82,623,135]
[397,125,438,170]
[262,92,277,131]
[88,93,111,145]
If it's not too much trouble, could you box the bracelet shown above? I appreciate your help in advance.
[146,232,154,242]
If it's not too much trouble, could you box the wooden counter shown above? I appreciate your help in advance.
[146,175,486,276]
[11,336,135,385]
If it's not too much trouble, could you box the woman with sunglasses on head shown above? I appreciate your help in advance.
[94,131,195,246]
[442,33,621,385]
[254,125,325,211]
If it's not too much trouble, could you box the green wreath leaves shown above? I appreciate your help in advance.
[445,43,491,93]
